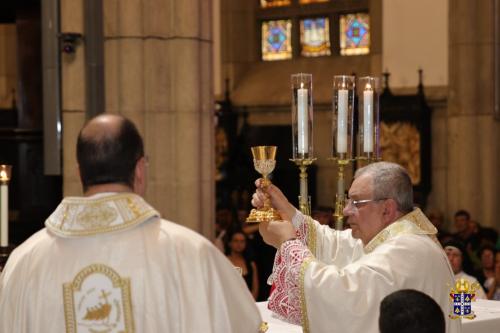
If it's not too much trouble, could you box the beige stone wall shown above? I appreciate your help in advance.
[223,0,382,105]
[447,0,500,229]
[0,24,17,109]
[382,0,448,88]
[60,0,215,238]
[61,0,86,196]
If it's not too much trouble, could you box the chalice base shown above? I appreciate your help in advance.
[246,208,281,223]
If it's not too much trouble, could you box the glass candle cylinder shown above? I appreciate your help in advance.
[357,76,380,159]
[332,75,355,159]
[291,73,313,159]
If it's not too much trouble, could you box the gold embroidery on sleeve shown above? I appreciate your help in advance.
[300,257,314,333]
[305,216,317,256]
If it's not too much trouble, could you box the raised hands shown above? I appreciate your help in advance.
[250,179,296,222]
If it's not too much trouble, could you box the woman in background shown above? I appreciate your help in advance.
[487,251,500,300]
[227,231,259,300]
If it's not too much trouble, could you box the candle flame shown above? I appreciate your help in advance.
[300,82,304,89]
[366,83,372,90]
[0,170,6,180]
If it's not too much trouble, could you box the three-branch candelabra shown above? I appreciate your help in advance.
[288,74,381,227]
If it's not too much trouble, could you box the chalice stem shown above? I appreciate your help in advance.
[262,176,272,211]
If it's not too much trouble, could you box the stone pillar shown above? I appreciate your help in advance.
[61,0,87,196]
[103,0,215,237]
[448,1,500,228]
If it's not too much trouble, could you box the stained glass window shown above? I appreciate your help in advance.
[340,13,370,56]
[261,19,292,61]
[299,0,329,4]
[300,17,331,57]
[260,0,291,8]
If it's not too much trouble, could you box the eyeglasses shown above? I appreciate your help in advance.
[345,198,388,212]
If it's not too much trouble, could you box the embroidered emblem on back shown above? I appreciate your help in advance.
[63,264,134,333]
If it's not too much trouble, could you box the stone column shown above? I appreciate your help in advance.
[103,0,215,237]
[448,1,500,228]
[61,0,87,196]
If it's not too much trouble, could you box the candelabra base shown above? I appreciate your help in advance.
[246,207,281,223]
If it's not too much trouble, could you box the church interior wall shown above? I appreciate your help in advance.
[221,0,500,231]
[0,24,17,109]
[0,0,498,242]
[60,0,86,198]
[382,0,448,88]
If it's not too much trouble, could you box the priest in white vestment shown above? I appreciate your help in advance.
[252,162,461,333]
[0,115,267,333]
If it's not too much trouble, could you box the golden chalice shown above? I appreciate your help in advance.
[246,146,281,223]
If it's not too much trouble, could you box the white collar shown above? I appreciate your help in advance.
[45,192,160,237]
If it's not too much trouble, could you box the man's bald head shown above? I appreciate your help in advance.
[77,114,144,192]
[79,114,124,142]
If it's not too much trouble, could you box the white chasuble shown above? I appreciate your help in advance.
[267,208,462,333]
[0,192,267,333]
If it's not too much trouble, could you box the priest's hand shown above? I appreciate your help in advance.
[258,220,296,249]
[251,179,297,222]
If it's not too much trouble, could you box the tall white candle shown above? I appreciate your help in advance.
[336,89,348,153]
[363,85,374,153]
[0,184,8,247]
[297,85,309,154]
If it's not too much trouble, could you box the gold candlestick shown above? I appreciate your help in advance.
[247,146,281,223]
[290,158,316,215]
[331,75,355,230]
[329,159,351,230]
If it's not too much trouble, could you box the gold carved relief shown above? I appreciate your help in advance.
[380,122,421,185]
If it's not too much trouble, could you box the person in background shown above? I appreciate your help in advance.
[379,289,445,333]
[487,251,500,300]
[475,245,496,293]
[242,215,275,301]
[311,207,333,227]
[453,210,471,241]
[227,231,259,300]
[427,209,452,244]
[214,207,234,253]
[444,240,487,299]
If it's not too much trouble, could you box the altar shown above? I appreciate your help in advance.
[257,299,500,333]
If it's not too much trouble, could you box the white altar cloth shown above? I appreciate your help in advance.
[257,299,500,333]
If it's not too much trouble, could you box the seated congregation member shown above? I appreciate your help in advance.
[444,240,487,299]
[379,289,445,333]
[252,162,460,333]
[475,244,496,293]
[227,231,259,300]
[487,250,500,300]
[0,115,265,333]
[427,209,452,244]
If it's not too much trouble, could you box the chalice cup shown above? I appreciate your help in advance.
[246,146,282,223]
